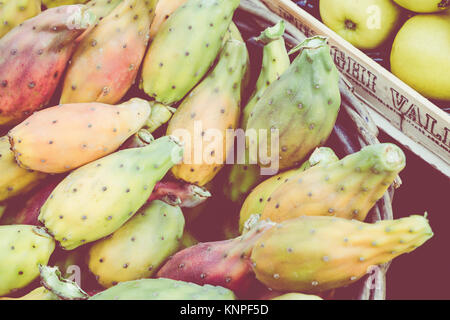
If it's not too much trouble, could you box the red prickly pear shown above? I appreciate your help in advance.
[0,5,96,126]
[156,220,276,298]
[60,0,159,104]
[148,181,212,208]
[8,98,151,174]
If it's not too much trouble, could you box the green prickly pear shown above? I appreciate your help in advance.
[0,225,55,296]
[260,143,405,224]
[0,5,96,126]
[149,0,188,39]
[0,136,47,202]
[141,0,241,106]
[246,36,341,170]
[239,147,339,232]
[224,21,290,205]
[38,135,184,250]
[43,0,89,9]
[145,102,175,133]
[251,215,433,292]
[60,0,158,104]
[180,229,199,249]
[9,98,151,174]
[85,0,123,21]
[88,200,185,288]
[167,39,248,186]
[0,0,41,39]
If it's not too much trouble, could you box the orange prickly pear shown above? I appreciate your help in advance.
[0,0,41,39]
[239,147,339,232]
[167,39,248,186]
[149,0,188,39]
[141,0,241,106]
[246,36,341,170]
[0,5,96,126]
[260,143,406,224]
[60,0,159,104]
[251,215,433,292]
[8,98,151,174]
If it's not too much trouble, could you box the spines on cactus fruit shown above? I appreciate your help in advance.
[88,200,185,288]
[149,0,188,39]
[251,215,433,292]
[260,143,406,223]
[141,0,241,106]
[156,220,275,298]
[38,136,184,250]
[0,226,55,296]
[239,147,339,232]
[148,181,212,208]
[8,98,152,174]
[246,36,341,170]
[0,0,41,39]
[0,136,47,202]
[0,5,96,126]
[167,39,248,186]
[0,286,59,300]
[60,0,158,104]
[39,265,236,300]
[43,0,89,9]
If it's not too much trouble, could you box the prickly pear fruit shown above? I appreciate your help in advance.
[251,215,433,292]
[0,136,47,202]
[180,229,199,249]
[261,143,405,223]
[88,200,185,288]
[145,102,175,133]
[0,0,41,39]
[0,5,96,126]
[85,0,123,21]
[272,293,323,300]
[120,129,155,150]
[149,181,211,208]
[157,220,275,298]
[0,286,59,300]
[246,36,341,170]
[0,225,55,296]
[9,98,151,174]
[43,0,89,9]
[38,135,184,250]
[40,265,236,300]
[149,0,187,39]
[167,40,248,186]
[239,147,339,232]
[141,0,241,106]
[60,0,158,105]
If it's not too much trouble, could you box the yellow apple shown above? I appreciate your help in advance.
[390,12,450,101]
[319,0,402,49]
[393,0,449,13]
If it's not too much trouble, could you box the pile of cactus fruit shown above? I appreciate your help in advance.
[0,0,433,301]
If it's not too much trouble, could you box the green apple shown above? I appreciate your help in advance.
[319,0,402,49]
[393,0,449,13]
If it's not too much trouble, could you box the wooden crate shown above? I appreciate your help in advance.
[256,0,450,177]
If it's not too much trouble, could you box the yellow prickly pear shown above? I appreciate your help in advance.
[149,0,188,39]
[8,98,151,174]
[167,39,248,186]
[88,200,185,288]
[0,0,41,39]
[272,293,323,300]
[0,225,55,296]
[141,0,241,106]
[251,215,433,292]
[0,287,59,300]
[38,136,184,250]
[43,1,89,9]
[260,143,405,224]
[0,136,47,202]
[60,0,158,104]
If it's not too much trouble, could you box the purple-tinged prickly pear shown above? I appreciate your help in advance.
[167,39,248,186]
[0,136,47,202]
[246,36,341,170]
[251,215,433,292]
[60,0,158,104]
[43,1,89,9]
[149,0,187,39]
[0,0,41,39]
[38,135,184,250]
[88,200,185,288]
[260,143,405,223]
[148,181,211,208]
[0,225,55,296]
[8,98,151,174]
[156,220,275,298]
[239,147,338,232]
[141,0,241,106]
[0,5,96,126]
